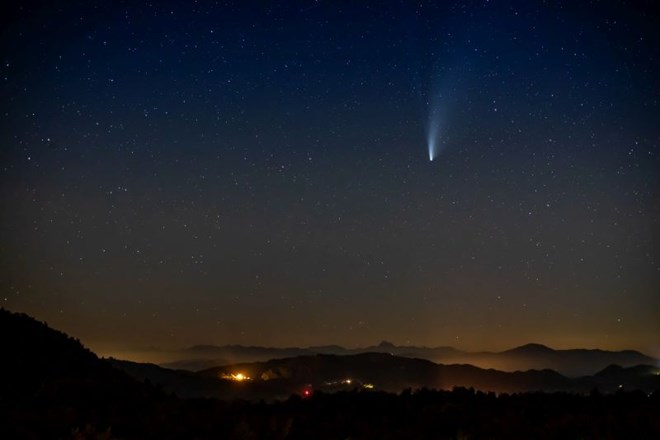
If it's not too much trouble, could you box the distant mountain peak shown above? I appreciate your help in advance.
[508,343,554,353]
[377,341,396,348]
[597,364,625,374]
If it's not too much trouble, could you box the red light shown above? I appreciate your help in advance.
[303,389,311,397]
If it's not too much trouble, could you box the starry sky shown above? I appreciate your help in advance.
[1,1,659,356]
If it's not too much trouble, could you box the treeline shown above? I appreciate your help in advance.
[3,387,659,439]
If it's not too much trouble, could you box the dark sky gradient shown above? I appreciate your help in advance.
[1,1,658,356]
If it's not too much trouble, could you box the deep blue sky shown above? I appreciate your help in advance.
[1,0,658,356]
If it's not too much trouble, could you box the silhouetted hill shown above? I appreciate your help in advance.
[504,343,555,354]
[478,344,658,376]
[583,364,660,391]
[107,359,233,398]
[109,351,660,400]
[0,308,142,398]
[108,353,564,400]
[0,308,166,438]
[189,353,658,398]
[149,341,657,376]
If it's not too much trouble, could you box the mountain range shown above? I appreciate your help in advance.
[108,352,659,401]
[154,340,657,377]
[1,308,658,404]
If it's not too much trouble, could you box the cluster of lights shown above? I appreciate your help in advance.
[322,378,375,389]
[220,372,251,382]
[220,373,375,393]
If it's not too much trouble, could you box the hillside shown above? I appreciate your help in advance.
[0,309,164,438]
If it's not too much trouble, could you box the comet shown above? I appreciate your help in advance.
[427,121,438,161]
[426,103,442,162]
[425,65,460,161]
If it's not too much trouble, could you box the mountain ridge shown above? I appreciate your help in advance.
[134,351,660,400]
[149,341,657,376]
[3,309,659,438]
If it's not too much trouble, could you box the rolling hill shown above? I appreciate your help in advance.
[0,308,166,438]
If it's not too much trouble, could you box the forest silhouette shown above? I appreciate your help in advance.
[2,309,659,439]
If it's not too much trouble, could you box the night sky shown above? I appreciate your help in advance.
[1,1,658,357]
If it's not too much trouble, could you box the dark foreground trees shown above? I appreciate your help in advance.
[3,386,660,439]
